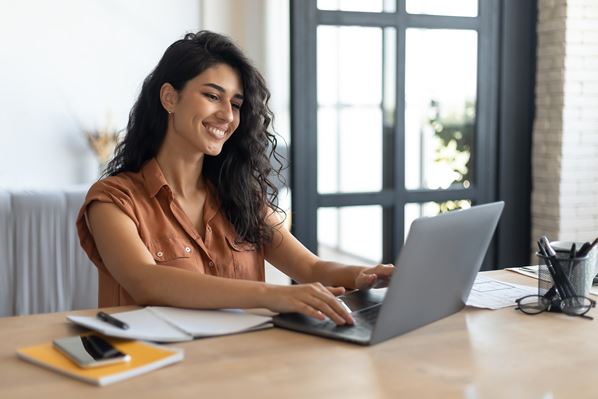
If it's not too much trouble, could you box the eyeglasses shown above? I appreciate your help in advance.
[515,294,596,320]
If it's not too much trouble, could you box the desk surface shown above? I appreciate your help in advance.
[1,271,597,399]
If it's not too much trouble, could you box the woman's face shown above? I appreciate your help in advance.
[166,63,243,156]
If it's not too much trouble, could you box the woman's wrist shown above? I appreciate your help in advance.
[256,283,277,308]
[351,266,368,289]
[310,260,363,289]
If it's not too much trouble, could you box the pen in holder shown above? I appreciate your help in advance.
[537,251,594,299]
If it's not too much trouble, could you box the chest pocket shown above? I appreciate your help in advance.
[148,237,192,264]
[225,236,260,279]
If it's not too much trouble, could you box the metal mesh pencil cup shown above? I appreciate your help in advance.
[536,252,594,298]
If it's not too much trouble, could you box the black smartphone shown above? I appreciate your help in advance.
[53,334,130,368]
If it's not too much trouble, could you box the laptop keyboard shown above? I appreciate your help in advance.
[273,290,385,344]
[330,304,381,339]
[348,305,380,331]
[353,305,381,325]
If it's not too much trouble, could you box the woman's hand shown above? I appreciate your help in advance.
[262,283,354,325]
[354,264,395,290]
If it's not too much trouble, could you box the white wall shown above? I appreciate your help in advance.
[532,0,598,250]
[200,0,290,143]
[0,0,201,188]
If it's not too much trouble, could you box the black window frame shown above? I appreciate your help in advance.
[289,0,536,269]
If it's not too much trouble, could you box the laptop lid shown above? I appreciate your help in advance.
[370,201,504,344]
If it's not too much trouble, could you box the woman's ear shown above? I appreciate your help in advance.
[159,83,178,113]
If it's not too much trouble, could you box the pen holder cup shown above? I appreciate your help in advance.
[537,252,595,298]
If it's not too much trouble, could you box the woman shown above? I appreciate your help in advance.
[77,31,394,326]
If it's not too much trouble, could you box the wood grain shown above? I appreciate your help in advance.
[1,271,596,398]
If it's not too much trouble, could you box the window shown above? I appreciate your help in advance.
[290,0,535,268]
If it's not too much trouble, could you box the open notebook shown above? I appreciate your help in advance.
[68,307,273,342]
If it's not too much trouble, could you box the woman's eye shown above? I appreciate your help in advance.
[203,93,219,101]
[232,103,242,110]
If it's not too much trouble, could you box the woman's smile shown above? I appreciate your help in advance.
[203,122,228,140]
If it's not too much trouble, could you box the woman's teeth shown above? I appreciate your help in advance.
[206,125,226,138]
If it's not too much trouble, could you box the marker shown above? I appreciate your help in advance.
[538,237,575,299]
[580,238,598,257]
[97,311,130,330]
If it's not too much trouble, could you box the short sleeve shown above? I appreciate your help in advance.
[76,177,140,273]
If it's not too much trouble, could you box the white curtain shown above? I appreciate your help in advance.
[0,191,14,316]
[1,188,97,316]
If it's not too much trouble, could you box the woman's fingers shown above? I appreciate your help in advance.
[307,291,353,325]
[369,263,395,276]
[296,303,327,321]
[355,273,378,290]
[326,286,346,296]
[266,284,354,325]
[302,284,354,325]
[304,296,346,325]
[377,264,395,278]
[356,264,395,290]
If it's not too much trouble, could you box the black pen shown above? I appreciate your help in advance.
[538,241,562,294]
[97,311,130,330]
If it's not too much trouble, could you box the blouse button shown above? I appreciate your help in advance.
[208,261,215,268]
[156,251,163,257]
[185,246,192,253]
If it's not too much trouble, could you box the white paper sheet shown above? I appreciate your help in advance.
[505,265,542,279]
[466,275,537,310]
[68,308,192,342]
[147,307,272,336]
[68,307,273,342]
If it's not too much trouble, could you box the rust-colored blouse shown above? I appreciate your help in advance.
[76,158,265,307]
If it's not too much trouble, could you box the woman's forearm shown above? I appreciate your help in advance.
[128,264,270,309]
[127,263,354,324]
[300,260,365,289]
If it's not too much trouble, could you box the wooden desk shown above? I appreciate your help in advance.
[1,271,597,398]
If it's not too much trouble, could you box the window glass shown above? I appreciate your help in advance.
[318,107,383,193]
[404,29,477,190]
[318,0,396,13]
[318,26,382,106]
[318,206,383,264]
[317,26,394,194]
[406,0,477,17]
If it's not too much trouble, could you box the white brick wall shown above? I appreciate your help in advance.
[532,0,598,256]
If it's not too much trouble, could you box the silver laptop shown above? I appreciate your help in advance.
[273,201,504,345]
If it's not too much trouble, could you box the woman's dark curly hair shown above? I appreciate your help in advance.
[105,30,285,247]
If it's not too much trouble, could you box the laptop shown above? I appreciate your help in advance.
[273,201,504,345]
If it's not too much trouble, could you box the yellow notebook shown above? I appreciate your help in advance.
[17,335,184,386]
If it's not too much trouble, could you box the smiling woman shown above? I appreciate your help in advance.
[76,31,394,326]
[160,65,243,159]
